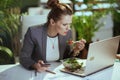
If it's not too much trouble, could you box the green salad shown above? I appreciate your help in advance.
[63,58,83,72]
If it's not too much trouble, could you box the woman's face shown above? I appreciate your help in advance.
[54,15,72,36]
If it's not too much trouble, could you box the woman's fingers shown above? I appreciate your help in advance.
[72,39,86,56]
[38,60,44,64]
[34,60,49,72]
[75,40,85,50]
[37,66,48,72]
[81,38,86,43]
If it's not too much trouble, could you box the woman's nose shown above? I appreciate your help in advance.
[66,26,71,30]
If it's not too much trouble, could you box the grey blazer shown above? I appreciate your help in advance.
[19,23,72,69]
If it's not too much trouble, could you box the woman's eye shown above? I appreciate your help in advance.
[63,23,71,27]
[63,24,67,26]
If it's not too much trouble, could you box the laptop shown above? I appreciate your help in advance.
[61,36,120,77]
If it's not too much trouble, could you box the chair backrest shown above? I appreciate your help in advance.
[28,7,50,15]
[28,7,43,15]
[21,15,47,40]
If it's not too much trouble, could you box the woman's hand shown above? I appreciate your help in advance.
[116,54,120,59]
[73,39,86,56]
[32,60,50,72]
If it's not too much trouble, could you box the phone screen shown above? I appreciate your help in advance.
[42,63,51,67]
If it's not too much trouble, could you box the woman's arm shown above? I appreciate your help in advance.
[19,27,36,69]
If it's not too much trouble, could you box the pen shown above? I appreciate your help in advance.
[46,70,56,74]
[35,70,37,76]
[35,69,55,75]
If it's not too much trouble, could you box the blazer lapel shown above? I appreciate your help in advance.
[42,24,47,62]
[58,35,66,60]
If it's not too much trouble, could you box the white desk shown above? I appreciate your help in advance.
[0,61,120,80]
[44,62,120,80]
[0,62,60,80]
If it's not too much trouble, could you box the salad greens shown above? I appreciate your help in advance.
[63,58,83,72]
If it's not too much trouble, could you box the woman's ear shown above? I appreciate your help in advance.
[50,19,55,25]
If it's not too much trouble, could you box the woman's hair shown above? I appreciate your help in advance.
[47,0,73,23]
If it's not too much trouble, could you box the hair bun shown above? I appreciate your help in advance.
[47,0,59,8]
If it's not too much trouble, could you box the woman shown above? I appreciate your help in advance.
[19,0,86,72]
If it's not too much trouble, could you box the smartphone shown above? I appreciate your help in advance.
[41,63,51,67]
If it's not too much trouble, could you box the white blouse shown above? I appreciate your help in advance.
[46,36,60,62]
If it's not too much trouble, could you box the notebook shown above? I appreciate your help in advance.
[61,36,120,77]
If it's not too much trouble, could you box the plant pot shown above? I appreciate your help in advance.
[79,42,91,59]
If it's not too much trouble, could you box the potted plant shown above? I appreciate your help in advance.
[0,0,40,64]
[72,12,104,43]
[0,0,22,64]
[71,12,105,58]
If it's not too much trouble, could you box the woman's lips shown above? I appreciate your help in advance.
[64,32,67,34]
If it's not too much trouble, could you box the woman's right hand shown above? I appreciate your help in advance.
[32,60,50,72]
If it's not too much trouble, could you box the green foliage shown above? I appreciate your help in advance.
[63,58,83,72]
[0,0,21,56]
[0,0,39,63]
[72,12,104,42]
[20,0,38,7]
[20,0,39,13]
[0,0,38,11]
[0,8,21,54]
[70,0,119,42]
[113,9,120,23]
[0,0,22,10]
[113,9,120,36]
[0,46,15,64]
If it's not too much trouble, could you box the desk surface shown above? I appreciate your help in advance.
[0,62,61,80]
[0,61,120,80]
[44,62,120,80]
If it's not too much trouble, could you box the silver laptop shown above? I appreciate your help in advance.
[61,36,120,77]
